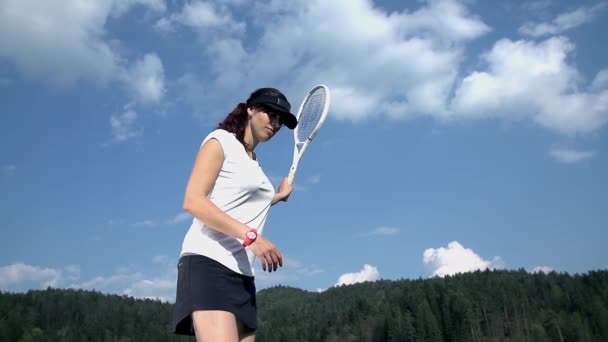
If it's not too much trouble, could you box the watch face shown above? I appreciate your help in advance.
[246,231,257,239]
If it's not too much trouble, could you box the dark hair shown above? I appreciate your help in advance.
[217,87,287,150]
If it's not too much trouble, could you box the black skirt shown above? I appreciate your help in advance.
[172,254,257,336]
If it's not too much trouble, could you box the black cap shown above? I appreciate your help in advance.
[247,94,298,129]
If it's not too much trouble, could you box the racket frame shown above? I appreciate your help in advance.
[286,84,331,184]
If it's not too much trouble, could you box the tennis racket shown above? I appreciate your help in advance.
[286,84,331,186]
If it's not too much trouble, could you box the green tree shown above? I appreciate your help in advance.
[414,298,442,342]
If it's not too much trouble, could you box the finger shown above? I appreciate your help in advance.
[277,251,283,269]
[264,255,273,272]
[276,252,282,270]
[271,254,278,272]
[271,256,278,272]
[269,252,279,266]
[270,253,279,272]
[260,255,267,271]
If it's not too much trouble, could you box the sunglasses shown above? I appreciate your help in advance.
[264,109,284,128]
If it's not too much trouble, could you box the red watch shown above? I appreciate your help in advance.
[242,228,258,247]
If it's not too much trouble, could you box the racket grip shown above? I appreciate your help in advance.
[287,169,296,185]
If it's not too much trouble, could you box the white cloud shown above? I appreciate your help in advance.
[267,173,318,193]
[102,212,191,229]
[123,278,175,302]
[68,256,178,302]
[123,53,166,104]
[64,265,81,282]
[178,0,608,134]
[423,241,504,277]
[253,256,324,289]
[163,0,608,136]
[519,3,607,37]
[521,0,553,12]
[550,147,595,163]
[591,69,608,91]
[396,0,491,43]
[530,266,554,274]
[152,255,170,266]
[170,0,489,122]
[218,0,248,6]
[171,212,192,224]
[108,218,126,226]
[334,264,380,287]
[153,17,174,32]
[358,226,400,237]
[132,212,192,227]
[177,1,236,29]
[0,0,165,87]
[154,0,244,35]
[4,0,607,144]
[134,219,158,226]
[0,0,168,143]
[0,0,117,86]
[72,272,143,290]
[114,0,165,14]
[110,109,142,143]
[450,36,608,135]
[283,257,324,276]
[0,263,80,291]
[308,175,321,184]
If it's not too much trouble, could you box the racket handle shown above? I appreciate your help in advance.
[287,169,296,185]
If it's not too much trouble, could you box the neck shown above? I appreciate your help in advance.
[243,125,259,153]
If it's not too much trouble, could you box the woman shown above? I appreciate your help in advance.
[172,87,298,341]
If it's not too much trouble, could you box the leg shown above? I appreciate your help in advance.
[192,310,239,342]
[238,319,256,342]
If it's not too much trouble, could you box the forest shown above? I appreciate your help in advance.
[1,268,607,341]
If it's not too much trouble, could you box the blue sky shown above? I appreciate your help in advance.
[1,0,607,301]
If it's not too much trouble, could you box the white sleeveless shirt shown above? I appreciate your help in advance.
[179,129,276,277]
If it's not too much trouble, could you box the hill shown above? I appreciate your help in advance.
[256,269,608,341]
[1,269,607,341]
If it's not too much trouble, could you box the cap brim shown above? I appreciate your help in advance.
[264,103,298,129]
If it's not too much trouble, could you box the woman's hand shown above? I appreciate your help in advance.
[272,177,294,204]
[248,236,283,272]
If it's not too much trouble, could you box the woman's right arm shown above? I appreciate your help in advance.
[182,138,250,239]
[182,138,283,272]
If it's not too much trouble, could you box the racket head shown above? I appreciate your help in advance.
[293,84,331,144]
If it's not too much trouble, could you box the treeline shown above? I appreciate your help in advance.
[1,269,607,341]
[0,288,189,342]
[256,269,608,341]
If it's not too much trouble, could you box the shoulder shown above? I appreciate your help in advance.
[200,129,239,157]
[203,128,234,139]
[201,129,236,145]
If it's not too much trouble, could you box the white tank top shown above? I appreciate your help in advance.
[179,129,275,277]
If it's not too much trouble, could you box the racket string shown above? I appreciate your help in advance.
[297,89,326,141]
